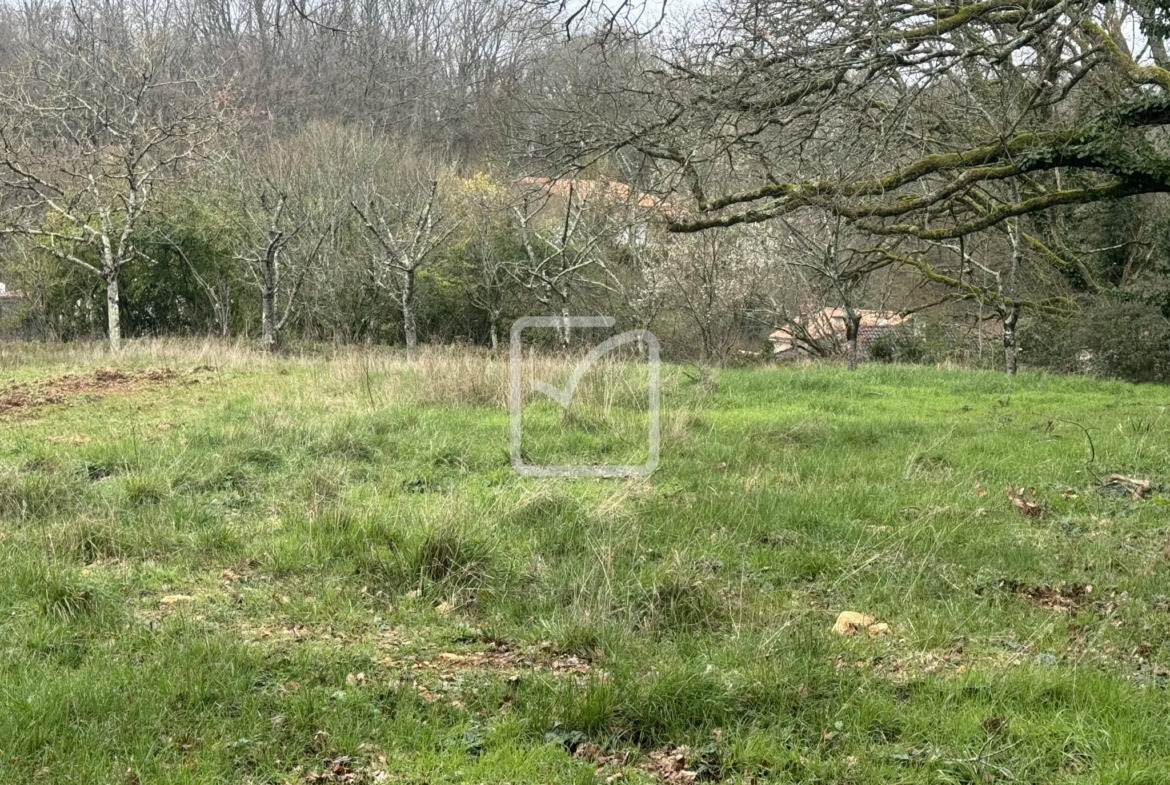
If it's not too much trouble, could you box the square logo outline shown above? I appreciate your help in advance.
[509,316,660,477]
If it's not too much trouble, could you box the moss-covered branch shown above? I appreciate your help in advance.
[1081,19,1170,90]
[853,180,1156,240]
[860,247,1076,315]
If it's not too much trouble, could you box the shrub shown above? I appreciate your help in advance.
[635,571,725,633]
[1018,311,1083,374]
[1082,298,1170,383]
[868,325,935,364]
[1021,295,1170,383]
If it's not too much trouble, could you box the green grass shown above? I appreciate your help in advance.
[3,342,1170,783]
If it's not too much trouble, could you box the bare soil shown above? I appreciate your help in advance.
[0,367,190,415]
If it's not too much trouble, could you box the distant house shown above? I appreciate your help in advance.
[0,282,26,335]
[769,307,912,357]
[519,177,668,246]
[0,282,24,306]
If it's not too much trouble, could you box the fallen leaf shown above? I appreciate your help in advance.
[1005,580,1092,612]
[640,746,697,782]
[1005,485,1045,518]
[160,594,194,604]
[1104,474,1152,500]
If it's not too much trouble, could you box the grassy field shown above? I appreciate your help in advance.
[3,341,1170,784]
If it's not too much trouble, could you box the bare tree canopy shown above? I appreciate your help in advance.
[608,0,1170,240]
[0,4,221,350]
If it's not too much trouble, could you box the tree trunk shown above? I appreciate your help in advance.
[844,311,862,370]
[488,312,499,351]
[977,303,984,360]
[261,250,278,353]
[105,269,121,352]
[216,288,230,339]
[402,267,418,361]
[261,285,276,353]
[1005,201,1024,376]
[559,303,571,350]
[1003,303,1021,376]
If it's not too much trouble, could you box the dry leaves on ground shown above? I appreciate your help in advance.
[300,753,388,784]
[575,743,701,783]
[1004,580,1093,612]
[1005,485,1045,518]
[1103,474,1152,500]
[641,747,698,782]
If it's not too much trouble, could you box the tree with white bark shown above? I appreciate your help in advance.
[0,10,220,351]
[352,152,454,361]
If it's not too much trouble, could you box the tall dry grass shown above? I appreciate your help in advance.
[331,343,669,411]
[0,336,277,371]
[0,338,689,422]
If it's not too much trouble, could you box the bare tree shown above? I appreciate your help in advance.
[236,193,300,351]
[222,140,336,352]
[0,9,219,351]
[510,178,616,348]
[774,215,902,369]
[616,0,1170,234]
[659,225,775,362]
[353,157,453,361]
[452,173,519,349]
[571,0,1170,365]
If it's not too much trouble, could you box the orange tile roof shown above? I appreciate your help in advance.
[770,307,911,343]
[521,177,664,210]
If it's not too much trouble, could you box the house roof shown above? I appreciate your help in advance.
[521,177,665,210]
[770,307,911,343]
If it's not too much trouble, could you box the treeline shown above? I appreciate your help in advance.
[4,0,1170,382]
[0,0,783,360]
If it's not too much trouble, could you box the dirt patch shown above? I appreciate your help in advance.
[0,367,186,416]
